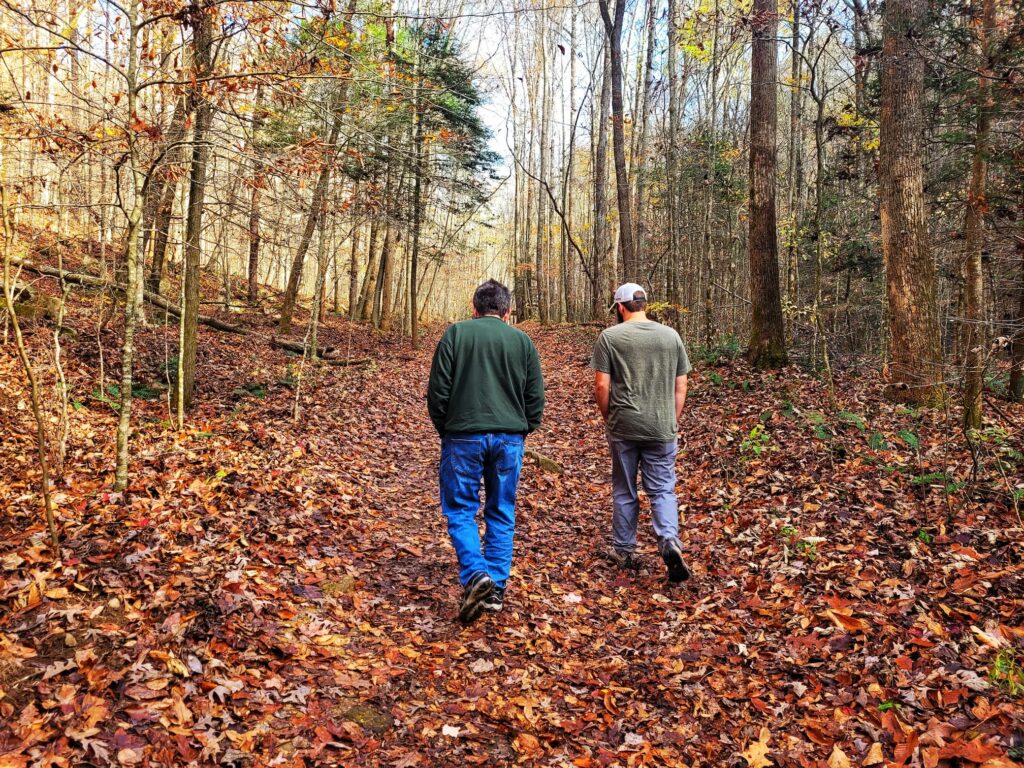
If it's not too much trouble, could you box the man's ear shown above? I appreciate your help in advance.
[471,305,480,318]
[501,309,511,322]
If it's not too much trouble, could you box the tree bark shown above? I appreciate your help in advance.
[278,114,342,335]
[785,0,803,336]
[379,226,398,332]
[1010,219,1024,401]
[879,0,945,405]
[961,0,995,429]
[666,0,682,312]
[357,217,380,321]
[145,95,189,294]
[592,44,612,319]
[247,85,266,306]
[701,0,721,346]
[348,183,361,316]
[632,0,656,268]
[410,40,424,347]
[178,1,214,412]
[598,0,637,280]
[747,0,787,368]
[535,24,549,324]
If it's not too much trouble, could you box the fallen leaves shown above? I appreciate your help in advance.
[823,607,871,633]
[512,732,541,757]
[740,727,773,768]
[827,744,851,768]
[2,311,1023,767]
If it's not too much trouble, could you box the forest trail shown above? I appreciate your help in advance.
[2,317,1024,767]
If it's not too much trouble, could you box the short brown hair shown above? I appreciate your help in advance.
[621,292,647,313]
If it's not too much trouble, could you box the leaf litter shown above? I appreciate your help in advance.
[1,307,1023,767]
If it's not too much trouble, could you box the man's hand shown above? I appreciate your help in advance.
[675,374,688,425]
[595,371,611,423]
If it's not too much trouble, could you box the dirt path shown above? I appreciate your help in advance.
[306,323,716,766]
[2,320,1022,767]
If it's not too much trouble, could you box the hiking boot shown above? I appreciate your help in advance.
[661,539,690,583]
[482,586,506,612]
[608,548,642,572]
[458,572,496,625]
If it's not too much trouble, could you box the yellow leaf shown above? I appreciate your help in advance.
[827,745,851,768]
[166,656,190,677]
[739,727,773,768]
[864,743,885,765]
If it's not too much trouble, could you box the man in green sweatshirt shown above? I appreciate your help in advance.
[427,280,545,624]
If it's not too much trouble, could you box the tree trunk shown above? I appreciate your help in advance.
[701,0,721,346]
[375,225,394,330]
[666,0,681,312]
[961,0,995,429]
[348,183,361,316]
[114,0,147,491]
[178,1,213,413]
[535,25,549,324]
[598,0,637,279]
[247,85,266,306]
[278,114,342,335]
[1010,213,1024,401]
[592,44,612,319]
[357,217,380,321]
[145,95,189,294]
[410,42,424,347]
[878,0,945,405]
[633,0,656,268]
[747,0,787,368]
[785,0,803,337]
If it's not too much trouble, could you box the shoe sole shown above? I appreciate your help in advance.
[459,578,495,625]
[663,548,690,583]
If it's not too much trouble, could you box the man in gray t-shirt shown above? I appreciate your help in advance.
[591,283,692,583]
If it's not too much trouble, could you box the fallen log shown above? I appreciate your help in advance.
[323,357,371,367]
[272,338,370,365]
[271,336,337,356]
[11,258,251,336]
[12,258,371,364]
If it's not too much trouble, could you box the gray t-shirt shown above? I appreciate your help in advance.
[591,320,692,442]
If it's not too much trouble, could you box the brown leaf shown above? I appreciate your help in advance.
[391,752,423,768]
[937,737,1003,763]
[824,609,870,633]
[513,733,541,757]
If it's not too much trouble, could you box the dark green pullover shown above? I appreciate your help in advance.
[427,316,545,436]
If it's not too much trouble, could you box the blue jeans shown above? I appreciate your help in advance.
[607,432,681,554]
[440,433,525,588]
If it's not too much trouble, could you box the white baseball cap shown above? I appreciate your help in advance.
[610,282,647,311]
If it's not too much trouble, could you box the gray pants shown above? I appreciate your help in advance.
[607,433,681,554]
